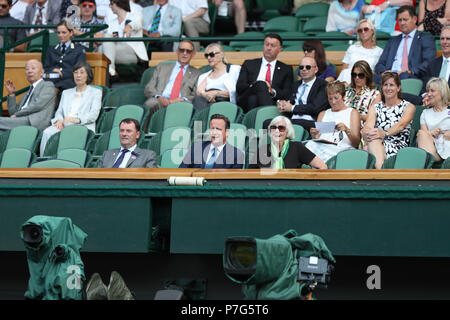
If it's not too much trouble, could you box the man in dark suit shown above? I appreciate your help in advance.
[3,59,56,132]
[23,0,61,35]
[275,56,329,132]
[98,118,157,168]
[236,33,293,113]
[179,114,245,169]
[374,5,436,85]
[422,26,450,92]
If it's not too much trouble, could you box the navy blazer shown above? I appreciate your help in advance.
[236,58,293,101]
[374,31,436,79]
[179,141,245,169]
[43,42,86,90]
[422,56,450,92]
[287,78,330,121]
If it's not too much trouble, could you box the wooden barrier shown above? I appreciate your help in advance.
[2,52,110,111]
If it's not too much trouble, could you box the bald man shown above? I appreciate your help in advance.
[3,59,57,132]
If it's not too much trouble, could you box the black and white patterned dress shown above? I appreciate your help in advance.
[374,100,411,158]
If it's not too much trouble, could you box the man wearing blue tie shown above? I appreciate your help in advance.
[142,0,182,52]
[274,56,329,132]
[179,114,245,169]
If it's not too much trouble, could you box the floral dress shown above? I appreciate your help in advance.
[374,100,411,158]
[344,86,380,127]
[423,0,447,35]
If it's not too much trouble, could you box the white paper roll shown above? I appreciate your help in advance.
[168,176,206,186]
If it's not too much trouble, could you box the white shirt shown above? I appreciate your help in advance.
[10,0,29,21]
[95,0,111,18]
[206,143,225,164]
[161,62,188,98]
[291,77,316,121]
[392,29,416,73]
[22,78,43,110]
[257,57,276,83]
[114,144,138,168]
[168,0,210,23]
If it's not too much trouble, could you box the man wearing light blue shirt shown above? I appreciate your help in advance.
[143,40,202,131]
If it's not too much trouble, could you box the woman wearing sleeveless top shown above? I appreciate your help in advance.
[418,0,449,35]
[305,81,361,163]
[193,43,241,111]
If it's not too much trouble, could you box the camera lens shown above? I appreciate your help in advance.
[229,243,256,269]
[22,224,43,247]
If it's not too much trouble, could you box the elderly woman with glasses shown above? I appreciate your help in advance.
[344,60,380,127]
[362,72,416,169]
[337,19,383,85]
[193,43,241,110]
[417,77,450,162]
[249,116,327,169]
[302,39,336,82]
[305,81,361,162]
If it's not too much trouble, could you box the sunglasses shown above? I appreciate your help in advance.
[299,65,313,70]
[269,125,286,132]
[204,51,220,59]
[178,48,193,54]
[0,4,9,8]
[303,47,314,53]
[351,72,365,79]
[81,2,95,7]
[357,27,370,33]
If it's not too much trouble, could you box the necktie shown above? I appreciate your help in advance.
[205,147,217,169]
[61,44,66,54]
[265,63,271,85]
[297,83,307,104]
[112,149,129,168]
[35,7,43,25]
[439,58,448,79]
[149,6,161,33]
[21,85,34,109]
[401,35,409,72]
[170,66,184,100]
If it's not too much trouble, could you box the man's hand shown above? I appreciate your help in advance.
[169,97,184,104]
[276,100,292,113]
[54,120,64,131]
[158,96,170,107]
[5,79,16,95]
[123,24,132,37]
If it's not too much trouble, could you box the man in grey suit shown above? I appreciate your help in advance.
[3,59,56,132]
[23,0,61,35]
[142,0,182,52]
[143,40,201,131]
[98,118,157,168]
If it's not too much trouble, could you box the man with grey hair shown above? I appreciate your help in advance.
[422,25,450,92]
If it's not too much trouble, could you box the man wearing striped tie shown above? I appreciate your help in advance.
[142,0,182,52]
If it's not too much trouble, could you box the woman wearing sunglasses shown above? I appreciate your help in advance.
[344,60,380,128]
[193,43,241,110]
[417,77,450,163]
[337,19,383,85]
[249,116,327,169]
[302,39,336,82]
[362,72,416,169]
[304,81,361,162]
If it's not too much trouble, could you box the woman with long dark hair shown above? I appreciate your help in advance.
[302,39,336,82]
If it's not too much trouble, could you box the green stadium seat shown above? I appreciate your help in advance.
[441,157,450,169]
[147,126,192,156]
[147,102,195,134]
[409,105,426,147]
[229,31,265,50]
[401,78,423,96]
[159,148,189,168]
[0,126,41,155]
[381,147,435,169]
[302,16,327,34]
[57,148,90,167]
[263,16,299,33]
[292,124,310,142]
[97,104,148,134]
[30,159,82,168]
[326,149,376,169]
[239,44,264,52]
[0,148,34,168]
[43,125,94,158]
[256,0,291,20]
[140,67,156,88]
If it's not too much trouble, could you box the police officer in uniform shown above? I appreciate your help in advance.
[43,19,86,92]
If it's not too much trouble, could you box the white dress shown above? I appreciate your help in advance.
[337,44,383,84]
[420,107,450,159]
[305,108,354,162]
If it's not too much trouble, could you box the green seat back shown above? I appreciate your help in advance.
[6,126,39,151]
[332,149,376,169]
[240,44,264,52]
[401,78,423,95]
[163,102,195,130]
[227,123,247,151]
[159,148,189,168]
[57,125,90,153]
[302,16,327,34]
[229,31,265,50]
[112,105,145,128]
[0,148,33,168]
[292,124,310,142]
[254,106,281,136]
[103,86,146,108]
[207,102,240,129]
[409,105,426,146]
[57,148,88,167]
[140,67,156,87]
[256,0,291,19]
[295,2,330,19]
[107,126,122,150]
[159,126,192,155]
[393,147,434,169]
[263,16,299,33]
[30,159,82,168]
[441,157,450,169]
